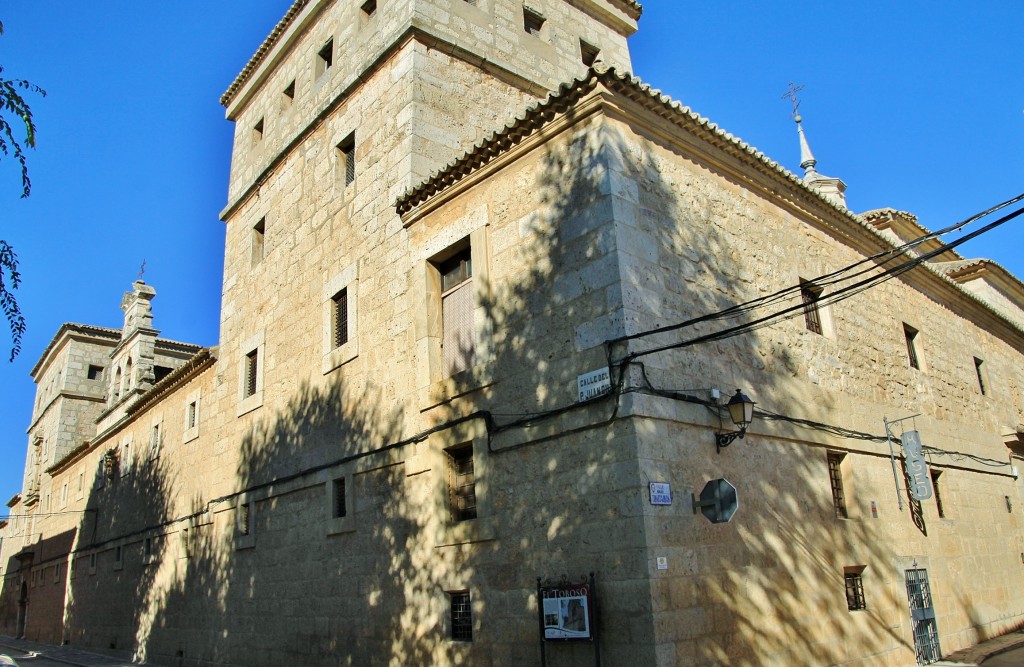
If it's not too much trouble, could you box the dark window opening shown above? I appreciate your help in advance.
[447,445,477,522]
[337,133,356,186]
[153,366,173,383]
[87,365,104,380]
[903,324,920,370]
[801,281,823,335]
[523,7,545,35]
[240,503,251,535]
[244,350,259,398]
[361,0,377,18]
[580,39,600,66]
[187,401,198,430]
[333,478,347,518]
[449,591,473,641]
[283,80,295,102]
[827,452,848,519]
[252,218,266,266]
[253,117,264,143]
[317,39,334,77]
[332,288,349,348]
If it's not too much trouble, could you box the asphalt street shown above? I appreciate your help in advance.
[983,644,1024,667]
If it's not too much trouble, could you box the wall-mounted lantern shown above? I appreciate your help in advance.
[715,389,755,454]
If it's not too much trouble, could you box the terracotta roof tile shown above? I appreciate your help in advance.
[221,0,311,107]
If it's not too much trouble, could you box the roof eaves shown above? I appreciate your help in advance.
[220,0,311,108]
[30,323,122,378]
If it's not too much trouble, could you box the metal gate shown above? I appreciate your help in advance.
[905,568,941,664]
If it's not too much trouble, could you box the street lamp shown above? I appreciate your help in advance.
[715,389,755,454]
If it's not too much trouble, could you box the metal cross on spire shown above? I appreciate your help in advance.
[137,259,147,281]
[781,82,805,121]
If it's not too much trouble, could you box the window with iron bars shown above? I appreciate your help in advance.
[244,349,259,398]
[801,281,823,335]
[903,323,920,370]
[332,288,349,349]
[844,571,866,610]
[447,445,477,522]
[338,132,355,186]
[449,591,473,641]
[827,452,848,519]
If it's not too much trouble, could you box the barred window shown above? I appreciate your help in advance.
[801,281,823,335]
[338,133,355,186]
[447,445,477,522]
[827,452,848,519]
[245,349,259,398]
[332,289,349,349]
[449,591,473,641]
[845,571,866,611]
[903,324,920,370]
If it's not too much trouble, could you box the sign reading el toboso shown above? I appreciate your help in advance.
[542,583,593,640]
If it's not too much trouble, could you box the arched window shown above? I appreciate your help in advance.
[125,357,133,390]
[113,366,122,401]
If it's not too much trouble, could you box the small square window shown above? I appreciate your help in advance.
[317,38,334,78]
[449,591,473,641]
[361,0,377,18]
[523,7,545,36]
[844,571,866,611]
[974,357,986,395]
[253,117,264,144]
[903,324,920,370]
[447,444,477,522]
[252,218,266,267]
[580,39,600,66]
[87,365,104,380]
[337,133,356,186]
[332,289,349,349]
[244,349,259,398]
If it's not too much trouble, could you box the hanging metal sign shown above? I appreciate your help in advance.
[903,430,932,501]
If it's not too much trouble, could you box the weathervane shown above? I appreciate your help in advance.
[137,259,147,281]
[781,82,805,121]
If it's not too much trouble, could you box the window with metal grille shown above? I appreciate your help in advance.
[317,38,334,78]
[338,133,355,186]
[903,324,920,369]
[244,349,259,398]
[240,503,251,536]
[801,281,823,335]
[447,445,477,522]
[523,7,545,35]
[974,357,986,395]
[332,288,349,348]
[844,571,866,610]
[580,39,600,66]
[449,591,473,641]
[930,470,944,518]
[252,218,266,266]
[440,248,474,376]
[333,477,347,518]
[827,452,848,519]
[87,364,104,380]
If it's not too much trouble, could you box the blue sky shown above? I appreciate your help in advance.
[1,2,1021,505]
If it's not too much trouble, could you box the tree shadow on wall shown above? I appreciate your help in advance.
[430,105,921,665]
[64,444,174,659]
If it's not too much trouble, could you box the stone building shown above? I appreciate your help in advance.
[2,1,1024,665]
